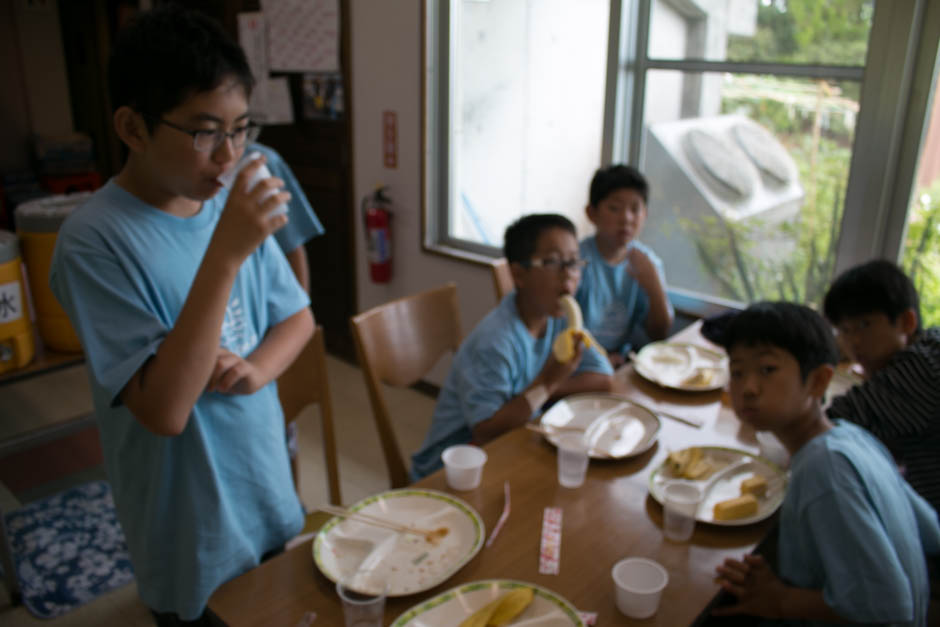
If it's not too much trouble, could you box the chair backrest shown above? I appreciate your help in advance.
[491,258,514,301]
[350,283,462,488]
[277,325,341,505]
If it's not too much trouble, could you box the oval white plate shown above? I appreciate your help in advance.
[539,393,660,459]
[312,489,484,596]
[634,342,729,391]
[648,446,788,526]
[391,579,584,626]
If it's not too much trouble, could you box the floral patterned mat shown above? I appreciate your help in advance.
[3,480,134,618]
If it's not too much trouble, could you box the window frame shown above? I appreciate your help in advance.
[423,0,940,305]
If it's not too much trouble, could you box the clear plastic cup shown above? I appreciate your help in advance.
[336,576,386,627]
[611,557,669,619]
[756,431,790,468]
[662,481,703,542]
[441,444,487,490]
[556,433,590,488]
[219,150,288,217]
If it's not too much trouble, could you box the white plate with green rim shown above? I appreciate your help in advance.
[312,488,484,596]
[539,393,660,459]
[648,446,788,526]
[391,579,584,626]
[634,341,729,391]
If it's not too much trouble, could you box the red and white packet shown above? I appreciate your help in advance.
[538,507,562,574]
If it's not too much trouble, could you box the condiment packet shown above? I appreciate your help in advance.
[538,507,562,574]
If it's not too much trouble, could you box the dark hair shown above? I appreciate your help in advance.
[503,214,576,265]
[589,164,649,206]
[108,5,254,131]
[722,302,838,381]
[823,259,920,331]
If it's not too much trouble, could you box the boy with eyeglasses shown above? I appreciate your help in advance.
[823,259,940,514]
[411,214,613,480]
[576,164,673,367]
[49,7,312,624]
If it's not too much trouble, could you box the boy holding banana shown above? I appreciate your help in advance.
[410,214,613,480]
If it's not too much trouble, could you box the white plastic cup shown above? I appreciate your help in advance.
[441,444,487,491]
[556,433,590,488]
[756,431,790,468]
[611,557,669,619]
[336,576,386,627]
[219,150,288,217]
[662,481,703,542]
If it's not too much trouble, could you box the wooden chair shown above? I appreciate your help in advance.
[491,257,514,301]
[350,284,462,488]
[278,325,341,506]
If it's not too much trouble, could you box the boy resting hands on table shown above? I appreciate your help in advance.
[713,302,938,625]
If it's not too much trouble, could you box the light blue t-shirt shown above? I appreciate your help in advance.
[49,181,309,619]
[249,143,325,255]
[410,293,613,480]
[778,420,940,626]
[575,236,671,356]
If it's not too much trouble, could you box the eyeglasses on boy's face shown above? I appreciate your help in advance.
[143,114,262,152]
[525,256,588,273]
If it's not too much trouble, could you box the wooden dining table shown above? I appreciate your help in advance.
[208,321,776,626]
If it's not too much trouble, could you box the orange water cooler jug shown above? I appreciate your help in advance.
[15,193,90,353]
[0,230,36,373]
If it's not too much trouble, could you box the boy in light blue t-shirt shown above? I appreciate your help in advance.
[411,214,614,480]
[49,7,313,624]
[714,302,939,625]
[576,165,673,367]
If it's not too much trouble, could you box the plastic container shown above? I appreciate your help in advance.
[612,557,669,618]
[0,230,36,373]
[15,192,90,352]
[441,444,487,491]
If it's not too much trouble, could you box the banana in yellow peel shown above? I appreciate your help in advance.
[458,587,534,627]
[553,295,606,362]
[488,588,535,626]
[458,597,503,627]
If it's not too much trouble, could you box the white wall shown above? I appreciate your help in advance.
[350,0,495,384]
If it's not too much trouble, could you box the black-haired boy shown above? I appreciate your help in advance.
[714,302,938,624]
[50,7,312,623]
[575,164,673,367]
[823,259,940,513]
[411,214,613,480]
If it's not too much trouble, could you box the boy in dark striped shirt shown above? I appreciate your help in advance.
[823,259,940,514]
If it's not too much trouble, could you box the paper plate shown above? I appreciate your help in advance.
[634,342,729,391]
[391,579,584,626]
[648,446,788,526]
[312,489,484,596]
[539,393,660,459]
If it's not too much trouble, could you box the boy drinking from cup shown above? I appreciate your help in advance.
[50,7,312,624]
[714,302,938,624]
[410,214,613,480]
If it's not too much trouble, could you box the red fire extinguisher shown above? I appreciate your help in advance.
[362,186,392,283]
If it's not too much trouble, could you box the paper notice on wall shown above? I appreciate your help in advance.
[237,12,268,118]
[263,77,294,125]
[260,0,339,73]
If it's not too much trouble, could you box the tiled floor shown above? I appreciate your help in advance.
[0,355,437,626]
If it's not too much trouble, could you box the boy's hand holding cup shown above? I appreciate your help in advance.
[214,153,291,262]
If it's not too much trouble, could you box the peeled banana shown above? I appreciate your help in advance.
[553,295,606,363]
[459,587,535,627]
[666,447,717,479]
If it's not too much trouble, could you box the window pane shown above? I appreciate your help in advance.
[649,0,873,66]
[901,75,940,327]
[450,0,608,247]
[639,71,859,305]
